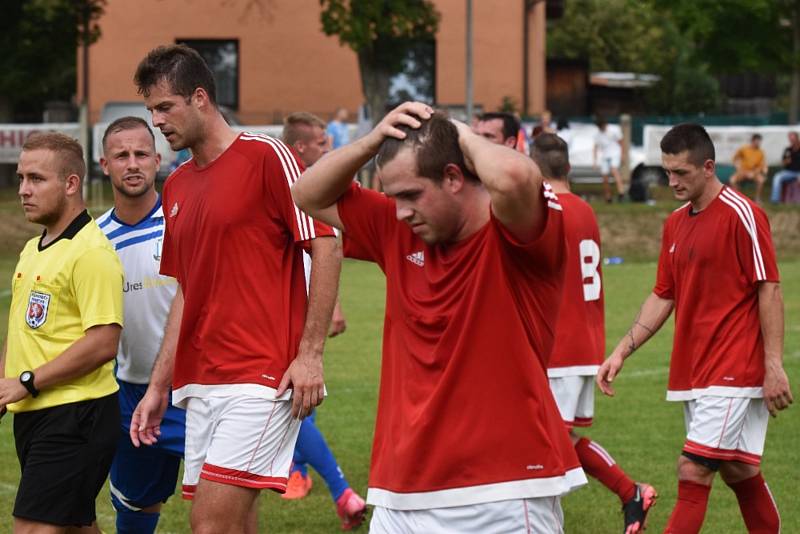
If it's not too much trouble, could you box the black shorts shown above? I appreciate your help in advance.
[13,393,120,527]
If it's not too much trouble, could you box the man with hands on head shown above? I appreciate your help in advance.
[597,123,792,534]
[293,102,585,533]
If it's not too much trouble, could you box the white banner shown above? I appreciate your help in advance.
[2,122,300,169]
[0,123,81,163]
[643,124,800,167]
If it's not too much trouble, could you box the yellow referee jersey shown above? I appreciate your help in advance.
[5,211,123,413]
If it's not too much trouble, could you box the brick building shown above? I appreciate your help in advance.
[80,0,549,124]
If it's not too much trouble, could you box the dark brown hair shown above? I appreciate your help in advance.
[102,116,155,152]
[376,111,478,183]
[134,44,217,104]
[660,123,715,166]
[531,133,570,179]
[477,112,519,140]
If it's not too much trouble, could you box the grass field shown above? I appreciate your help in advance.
[0,192,797,532]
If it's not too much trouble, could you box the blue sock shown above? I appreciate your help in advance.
[115,507,160,534]
[292,452,309,478]
[295,415,350,502]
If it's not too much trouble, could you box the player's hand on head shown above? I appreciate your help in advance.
[449,119,479,174]
[596,354,624,397]
[763,363,793,417]
[368,102,433,149]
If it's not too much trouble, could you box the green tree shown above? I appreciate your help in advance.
[319,0,439,124]
[654,0,800,119]
[654,0,787,74]
[547,0,668,74]
[547,0,722,114]
[0,0,105,122]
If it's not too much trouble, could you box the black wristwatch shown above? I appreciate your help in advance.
[19,370,39,398]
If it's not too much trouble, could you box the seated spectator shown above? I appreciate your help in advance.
[770,131,800,203]
[730,134,767,203]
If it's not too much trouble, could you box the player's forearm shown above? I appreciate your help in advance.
[293,135,376,214]
[454,120,544,239]
[611,292,674,360]
[149,287,183,392]
[299,236,341,359]
[758,282,785,370]
[458,124,541,196]
[31,323,121,391]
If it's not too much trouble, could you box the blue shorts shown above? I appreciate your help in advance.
[110,380,186,510]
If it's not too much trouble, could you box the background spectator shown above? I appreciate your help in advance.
[731,133,767,203]
[770,131,800,203]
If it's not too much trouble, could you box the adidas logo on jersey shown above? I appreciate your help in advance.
[169,202,179,217]
[669,243,676,253]
[406,250,424,267]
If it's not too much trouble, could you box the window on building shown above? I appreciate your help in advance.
[177,39,239,111]
[389,40,436,105]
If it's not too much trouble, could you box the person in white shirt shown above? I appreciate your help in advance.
[593,118,625,202]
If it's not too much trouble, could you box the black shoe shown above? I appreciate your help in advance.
[622,483,657,534]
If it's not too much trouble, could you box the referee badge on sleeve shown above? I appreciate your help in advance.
[26,290,51,329]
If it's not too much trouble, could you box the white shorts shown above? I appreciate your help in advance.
[682,396,768,466]
[370,497,563,534]
[600,153,621,175]
[548,375,594,428]
[181,395,301,499]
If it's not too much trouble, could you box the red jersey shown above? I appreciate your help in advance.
[654,186,779,401]
[339,183,585,510]
[547,192,605,376]
[160,133,334,405]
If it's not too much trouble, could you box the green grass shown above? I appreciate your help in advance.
[0,193,797,531]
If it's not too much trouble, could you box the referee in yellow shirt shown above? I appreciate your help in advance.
[0,132,124,532]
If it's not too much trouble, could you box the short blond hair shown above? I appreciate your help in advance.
[22,132,85,180]
[283,112,326,146]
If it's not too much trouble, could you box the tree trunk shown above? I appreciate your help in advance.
[358,50,392,126]
[791,0,800,123]
[0,96,13,187]
[0,95,12,122]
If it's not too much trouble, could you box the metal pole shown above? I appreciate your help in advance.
[620,113,631,191]
[81,3,92,201]
[465,0,473,121]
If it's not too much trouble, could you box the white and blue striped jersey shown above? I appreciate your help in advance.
[98,197,178,384]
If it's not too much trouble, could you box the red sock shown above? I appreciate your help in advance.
[664,480,711,534]
[574,437,636,503]
[727,473,781,533]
